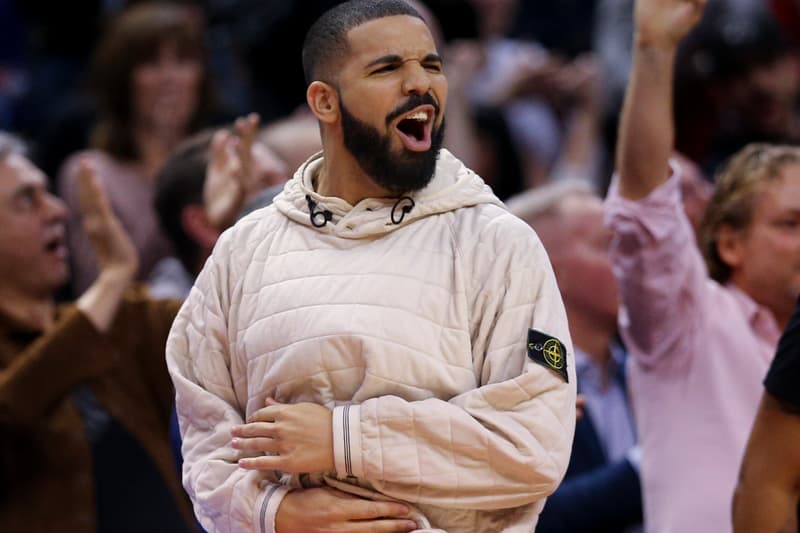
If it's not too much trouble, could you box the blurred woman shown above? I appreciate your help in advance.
[59,3,218,295]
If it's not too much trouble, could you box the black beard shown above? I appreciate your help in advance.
[339,95,445,196]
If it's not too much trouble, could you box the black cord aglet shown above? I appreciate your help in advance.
[306,194,333,228]
[390,196,416,225]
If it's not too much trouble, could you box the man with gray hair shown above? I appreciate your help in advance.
[0,132,196,532]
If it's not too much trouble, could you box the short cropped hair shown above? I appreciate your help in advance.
[154,130,214,273]
[700,143,800,283]
[0,132,27,162]
[302,0,422,85]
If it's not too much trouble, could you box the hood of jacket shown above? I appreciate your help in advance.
[272,148,504,239]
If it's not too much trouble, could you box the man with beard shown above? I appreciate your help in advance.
[167,1,576,532]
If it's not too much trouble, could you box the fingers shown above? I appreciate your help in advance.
[234,113,260,148]
[344,498,412,521]
[76,158,106,215]
[231,421,275,438]
[246,404,280,423]
[76,158,114,237]
[234,112,260,180]
[209,129,232,169]
[231,436,278,455]
[238,454,283,470]
[348,519,418,533]
[317,488,414,521]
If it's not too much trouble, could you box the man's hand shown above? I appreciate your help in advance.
[232,398,335,473]
[634,0,707,49]
[75,158,138,332]
[76,158,138,279]
[616,0,708,200]
[275,487,418,533]
[204,113,260,229]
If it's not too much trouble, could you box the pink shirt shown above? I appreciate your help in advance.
[604,172,781,533]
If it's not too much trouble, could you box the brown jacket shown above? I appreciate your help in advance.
[0,288,195,532]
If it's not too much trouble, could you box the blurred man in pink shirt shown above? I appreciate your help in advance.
[604,0,800,532]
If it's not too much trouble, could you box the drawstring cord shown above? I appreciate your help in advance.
[306,195,333,227]
[391,196,415,224]
[306,194,416,227]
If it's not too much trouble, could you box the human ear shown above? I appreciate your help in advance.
[306,81,339,124]
[716,224,745,270]
[181,204,220,249]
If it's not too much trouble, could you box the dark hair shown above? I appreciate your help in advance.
[154,129,215,273]
[90,3,215,161]
[0,132,27,162]
[679,9,791,84]
[302,0,423,85]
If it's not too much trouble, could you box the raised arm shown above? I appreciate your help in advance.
[616,0,706,200]
[0,159,139,427]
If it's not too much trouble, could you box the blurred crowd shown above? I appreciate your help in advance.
[0,0,799,532]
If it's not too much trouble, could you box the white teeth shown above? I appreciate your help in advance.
[407,111,429,121]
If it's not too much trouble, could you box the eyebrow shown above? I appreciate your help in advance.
[365,53,442,69]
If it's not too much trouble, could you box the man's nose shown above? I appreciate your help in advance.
[401,61,432,96]
[46,193,68,221]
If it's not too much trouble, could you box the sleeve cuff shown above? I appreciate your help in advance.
[332,403,363,478]
[604,160,685,241]
[256,483,292,533]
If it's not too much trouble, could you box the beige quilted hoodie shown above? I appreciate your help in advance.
[167,149,576,533]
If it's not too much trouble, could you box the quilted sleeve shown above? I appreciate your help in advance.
[331,211,576,510]
[166,231,289,533]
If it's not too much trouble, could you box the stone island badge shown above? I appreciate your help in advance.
[527,329,568,383]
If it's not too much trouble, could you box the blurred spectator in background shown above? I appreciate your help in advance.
[676,2,800,174]
[607,0,800,530]
[151,113,290,300]
[57,3,221,297]
[513,0,598,59]
[0,131,196,533]
[509,181,643,533]
[466,0,607,192]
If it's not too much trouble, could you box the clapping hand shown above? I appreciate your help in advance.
[204,113,261,229]
[76,157,138,280]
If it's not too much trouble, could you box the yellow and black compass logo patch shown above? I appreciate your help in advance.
[527,329,568,383]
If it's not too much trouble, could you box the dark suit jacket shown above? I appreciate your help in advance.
[536,356,643,533]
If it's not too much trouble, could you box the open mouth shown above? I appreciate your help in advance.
[44,231,67,260]
[394,105,435,152]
